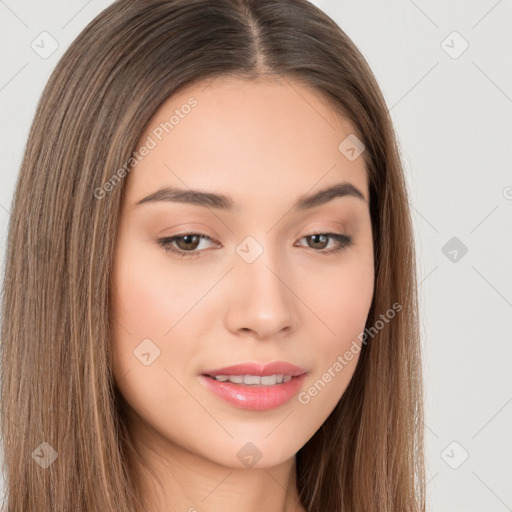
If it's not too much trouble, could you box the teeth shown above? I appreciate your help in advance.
[244,374,262,385]
[211,374,294,385]
[260,375,277,385]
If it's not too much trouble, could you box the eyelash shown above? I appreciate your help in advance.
[156,232,353,258]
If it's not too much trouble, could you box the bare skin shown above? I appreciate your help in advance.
[110,75,374,512]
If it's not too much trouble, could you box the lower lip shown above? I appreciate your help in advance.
[199,374,307,411]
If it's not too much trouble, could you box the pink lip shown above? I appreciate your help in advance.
[199,361,308,411]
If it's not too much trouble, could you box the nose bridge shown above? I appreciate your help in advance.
[226,234,296,337]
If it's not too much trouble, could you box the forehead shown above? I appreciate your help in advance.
[123,75,368,208]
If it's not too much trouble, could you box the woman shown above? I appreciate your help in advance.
[0,0,425,510]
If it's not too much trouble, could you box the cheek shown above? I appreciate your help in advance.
[109,245,203,434]
[113,268,169,338]
[110,242,173,384]
[324,265,374,339]
[111,241,207,341]
[109,239,217,389]
[296,250,374,408]
[303,248,374,345]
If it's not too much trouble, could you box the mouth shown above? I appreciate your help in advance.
[199,361,308,411]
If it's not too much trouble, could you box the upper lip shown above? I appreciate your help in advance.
[202,361,307,377]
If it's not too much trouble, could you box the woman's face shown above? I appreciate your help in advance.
[110,75,374,470]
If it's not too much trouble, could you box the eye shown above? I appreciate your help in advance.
[157,231,353,258]
[157,233,218,258]
[295,232,353,255]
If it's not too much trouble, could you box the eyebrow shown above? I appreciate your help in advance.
[134,181,367,212]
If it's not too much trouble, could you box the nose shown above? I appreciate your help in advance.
[224,248,297,341]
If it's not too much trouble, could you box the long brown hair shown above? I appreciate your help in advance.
[0,0,425,510]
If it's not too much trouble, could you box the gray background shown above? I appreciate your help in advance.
[1,1,511,510]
